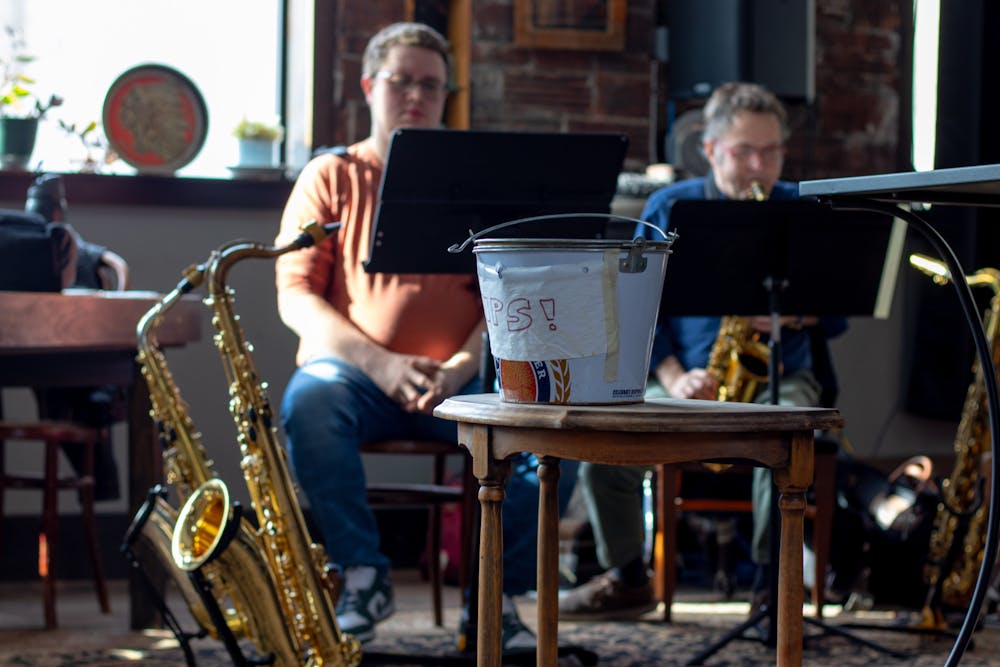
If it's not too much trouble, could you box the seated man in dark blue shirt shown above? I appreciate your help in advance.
[559,81,847,620]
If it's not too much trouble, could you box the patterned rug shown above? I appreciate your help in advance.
[2,604,999,667]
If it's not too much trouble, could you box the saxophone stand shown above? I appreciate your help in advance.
[659,199,909,664]
[120,486,207,667]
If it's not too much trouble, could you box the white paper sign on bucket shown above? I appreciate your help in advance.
[477,258,610,362]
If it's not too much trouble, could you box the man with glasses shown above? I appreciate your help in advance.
[559,81,846,621]
[274,22,556,650]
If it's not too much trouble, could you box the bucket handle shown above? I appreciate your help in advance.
[447,212,675,254]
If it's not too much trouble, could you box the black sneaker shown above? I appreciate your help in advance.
[336,566,395,644]
[456,594,536,654]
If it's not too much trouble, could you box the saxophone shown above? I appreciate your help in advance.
[705,180,771,403]
[912,253,1000,629]
[129,259,233,641]
[172,221,361,666]
[706,317,772,402]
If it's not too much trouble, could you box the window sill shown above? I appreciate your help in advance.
[0,170,294,209]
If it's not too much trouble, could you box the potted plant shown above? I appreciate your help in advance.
[0,26,62,170]
[233,116,284,168]
[58,119,116,173]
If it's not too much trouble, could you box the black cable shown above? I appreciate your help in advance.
[830,198,1000,667]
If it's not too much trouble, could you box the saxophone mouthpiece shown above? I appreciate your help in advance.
[296,220,343,248]
[909,253,951,284]
[179,263,206,293]
[748,181,766,201]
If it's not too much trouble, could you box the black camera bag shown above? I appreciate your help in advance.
[0,209,77,292]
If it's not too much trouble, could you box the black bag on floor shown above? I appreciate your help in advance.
[827,455,938,608]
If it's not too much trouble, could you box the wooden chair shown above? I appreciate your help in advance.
[0,420,111,628]
[652,436,838,621]
[361,438,475,627]
[0,241,126,628]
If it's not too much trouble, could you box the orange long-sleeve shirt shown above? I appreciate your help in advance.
[275,138,483,366]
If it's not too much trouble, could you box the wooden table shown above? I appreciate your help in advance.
[434,393,843,667]
[0,289,201,629]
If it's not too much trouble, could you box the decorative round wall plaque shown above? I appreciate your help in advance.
[102,64,208,174]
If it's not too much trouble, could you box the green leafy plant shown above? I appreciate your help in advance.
[233,116,284,142]
[0,26,62,118]
[58,119,117,172]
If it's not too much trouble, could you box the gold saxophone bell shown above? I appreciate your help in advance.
[172,478,239,571]
[707,316,772,403]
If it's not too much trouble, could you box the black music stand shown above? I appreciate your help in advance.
[363,128,625,666]
[657,200,909,664]
[365,127,628,275]
[659,200,902,318]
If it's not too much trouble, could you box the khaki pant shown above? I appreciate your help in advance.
[579,370,822,570]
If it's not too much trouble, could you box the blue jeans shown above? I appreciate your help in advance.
[280,356,577,596]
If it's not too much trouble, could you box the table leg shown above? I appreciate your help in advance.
[536,456,560,667]
[476,451,510,667]
[654,464,678,622]
[775,433,813,667]
[126,365,165,631]
[776,484,806,667]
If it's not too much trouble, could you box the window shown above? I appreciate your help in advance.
[1,0,284,178]
[911,0,940,171]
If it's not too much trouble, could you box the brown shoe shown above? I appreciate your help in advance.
[558,570,657,620]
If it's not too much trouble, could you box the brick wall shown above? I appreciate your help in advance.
[797,1,906,179]
[323,0,908,177]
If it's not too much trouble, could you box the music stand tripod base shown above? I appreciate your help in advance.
[662,200,907,664]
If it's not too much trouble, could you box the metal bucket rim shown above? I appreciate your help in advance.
[449,212,678,254]
[472,237,675,253]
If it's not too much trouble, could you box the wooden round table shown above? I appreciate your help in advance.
[434,393,843,667]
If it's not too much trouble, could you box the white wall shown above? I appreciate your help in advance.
[828,255,957,464]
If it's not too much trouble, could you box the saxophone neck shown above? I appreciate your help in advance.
[137,262,206,351]
[206,221,341,296]
[910,253,1000,292]
[136,260,215,495]
[909,253,1000,337]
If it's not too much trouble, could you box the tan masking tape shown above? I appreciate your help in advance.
[603,249,620,382]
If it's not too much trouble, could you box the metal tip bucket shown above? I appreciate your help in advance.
[452,214,677,405]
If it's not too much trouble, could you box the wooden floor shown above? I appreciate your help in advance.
[3,568,1000,666]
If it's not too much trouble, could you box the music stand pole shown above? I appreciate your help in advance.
[688,275,907,665]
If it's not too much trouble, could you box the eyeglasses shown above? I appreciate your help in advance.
[719,143,786,164]
[374,71,449,97]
